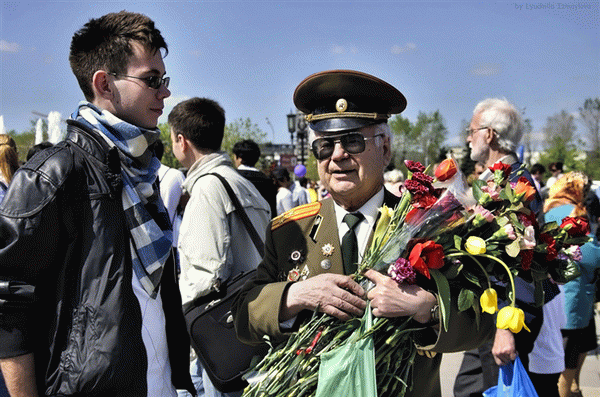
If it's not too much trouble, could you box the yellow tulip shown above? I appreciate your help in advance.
[465,236,486,255]
[496,306,530,333]
[480,288,498,314]
[373,205,393,247]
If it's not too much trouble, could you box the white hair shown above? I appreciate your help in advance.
[474,98,523,153]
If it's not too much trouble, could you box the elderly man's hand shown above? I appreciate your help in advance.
[492,328,517,366]
[363,269,437,322]
[281,273,367,321]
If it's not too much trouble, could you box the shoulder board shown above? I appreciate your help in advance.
[271,202,322,231]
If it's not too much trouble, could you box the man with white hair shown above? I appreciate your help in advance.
[454,98,559,397]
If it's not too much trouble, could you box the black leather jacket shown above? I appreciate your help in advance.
[0,121,194,396]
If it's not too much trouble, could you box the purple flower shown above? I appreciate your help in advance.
[387,258,417,284]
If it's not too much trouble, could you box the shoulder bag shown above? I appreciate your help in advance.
[183,172,268,393]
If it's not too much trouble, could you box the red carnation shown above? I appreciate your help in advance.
[404,160,425,173]
[520,250,533,271]
[560,217,590,237]
[404,179,429,195]
[489,162,512,179]
[517,212,537,228]
[412,172,434,191]
[540,233,558,261]
[408,240,445,279]
[412,192,438,209]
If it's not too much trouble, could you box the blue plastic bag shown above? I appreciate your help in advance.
[482,357,539,397]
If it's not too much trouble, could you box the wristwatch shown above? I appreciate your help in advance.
[429,303,440,324]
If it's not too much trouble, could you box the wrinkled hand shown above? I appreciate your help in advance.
[281,273,367,321]
[492,328,517,366]
[363,269,436,323]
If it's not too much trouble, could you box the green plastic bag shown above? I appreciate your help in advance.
[315,303,377,397]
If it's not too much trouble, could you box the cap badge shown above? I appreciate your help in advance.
[336,98,348,113]
[321,243,334,257]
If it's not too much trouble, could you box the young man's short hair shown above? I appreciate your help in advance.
[69,10,168,101]
[530,163,545,175]
[232,139,261,166]
[168,97,225,151]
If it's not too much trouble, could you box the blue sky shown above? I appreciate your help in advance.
[1,1,598,149]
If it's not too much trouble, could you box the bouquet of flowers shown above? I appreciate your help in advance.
[241,159,589,397]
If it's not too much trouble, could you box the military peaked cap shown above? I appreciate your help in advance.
[293,70,407,133]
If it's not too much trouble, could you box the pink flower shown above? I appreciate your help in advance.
[473,205,495,222]
[504,224,517,240]
[481,182,501,201]
[387,258,417,284]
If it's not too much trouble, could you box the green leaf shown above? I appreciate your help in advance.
[454,235,463,251]
[458,289,475,311]
[505,239,520,258]
[462,269,482,288]
[430,269,451,333]
[534,281,544,308]
[472,180,485,203]
[444,263,463,279]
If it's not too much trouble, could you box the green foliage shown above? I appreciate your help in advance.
[222,117,267,156]
[9,130,35,163]
[157,123,181,169]
[388,111,447,168]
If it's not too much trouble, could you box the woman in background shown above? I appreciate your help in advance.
[0,134,19,203]
[544,171,600,397]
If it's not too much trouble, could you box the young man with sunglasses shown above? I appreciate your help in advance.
[233,70,495,397]
[0,11,194,396]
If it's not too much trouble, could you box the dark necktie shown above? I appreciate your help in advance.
[342,212,364,275]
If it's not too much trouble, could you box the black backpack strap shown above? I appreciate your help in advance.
[192,172,265,255]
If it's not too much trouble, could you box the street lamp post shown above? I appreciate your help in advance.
[286,110,308,165]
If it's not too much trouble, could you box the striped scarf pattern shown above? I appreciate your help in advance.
[72,101,172,298]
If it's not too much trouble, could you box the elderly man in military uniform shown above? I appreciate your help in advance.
[232,70,494,397]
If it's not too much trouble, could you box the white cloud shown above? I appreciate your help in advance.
[0,39,20,52]
[470,63,501,76]
[332,45,345,54]
[159,95,191,125]
[331,45,359,55]
[390,43,416,54]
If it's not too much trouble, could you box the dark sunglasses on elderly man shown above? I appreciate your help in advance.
[311,132,384,160]
[109,72,170,90]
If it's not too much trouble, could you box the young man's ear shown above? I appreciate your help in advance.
[92,70,113,100]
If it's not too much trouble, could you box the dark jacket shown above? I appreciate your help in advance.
[0,120,194,396]
[237,168,277,217]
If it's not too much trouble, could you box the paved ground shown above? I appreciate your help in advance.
[439,306,600,397]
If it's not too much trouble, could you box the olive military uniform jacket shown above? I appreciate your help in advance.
[232,190,495,397]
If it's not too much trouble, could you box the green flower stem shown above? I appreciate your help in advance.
[446,251,492,289]
[479,253,516,306]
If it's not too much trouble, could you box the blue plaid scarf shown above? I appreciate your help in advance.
[72,102,172,298]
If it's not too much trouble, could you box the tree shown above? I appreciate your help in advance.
[158,123,181,169]
[222,117,267,156]
[542,110,576,151]
[388,114,416,166]
[579,98,600,158]
[413,110,447,166]
[538,110,583,174]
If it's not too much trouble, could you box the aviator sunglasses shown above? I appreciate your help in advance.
[311,132,384,160]
[109,72,170,89]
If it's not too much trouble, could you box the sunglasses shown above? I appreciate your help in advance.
[109,72,170,89]
[311,132,384,160]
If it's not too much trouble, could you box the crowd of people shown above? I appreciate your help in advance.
[0,10,598,397]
